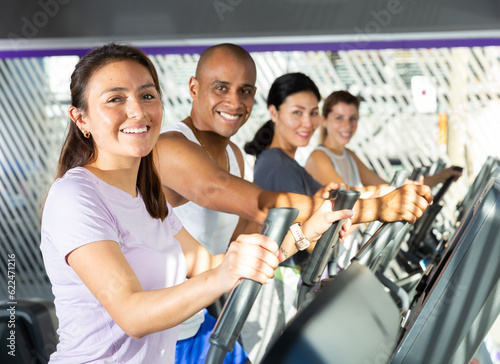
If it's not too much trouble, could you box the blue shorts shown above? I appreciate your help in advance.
[175,310,249,364]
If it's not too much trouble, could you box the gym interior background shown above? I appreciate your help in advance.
[1,0,500,334]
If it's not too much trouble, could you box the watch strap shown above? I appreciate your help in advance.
[290,223,310,251]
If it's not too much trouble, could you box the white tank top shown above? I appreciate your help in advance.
[315,145,363,188]
[165,121,241,255]
[164,121,242,340]
[315,145,363,269]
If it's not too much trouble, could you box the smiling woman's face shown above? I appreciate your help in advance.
[270,91,321,152]
[323,102,359,149]
[75,59,163,167]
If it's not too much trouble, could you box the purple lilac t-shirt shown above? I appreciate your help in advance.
[40,167,185,363]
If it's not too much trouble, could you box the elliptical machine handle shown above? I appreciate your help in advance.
[206,207,299,364]
[432,166,463,205]
[391,169,411,188]
[329,185,345,199]
[298,190,360,306]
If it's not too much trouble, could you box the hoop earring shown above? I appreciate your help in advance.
[82,129,91,139]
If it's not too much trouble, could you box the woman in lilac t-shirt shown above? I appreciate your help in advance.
[39,43,283,364]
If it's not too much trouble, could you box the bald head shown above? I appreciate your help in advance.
[195,43,256,79]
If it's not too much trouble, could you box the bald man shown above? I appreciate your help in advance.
[155,43,432,363]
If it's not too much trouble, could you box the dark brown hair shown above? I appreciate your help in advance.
[319,90,360,143]
[56,43,168,220]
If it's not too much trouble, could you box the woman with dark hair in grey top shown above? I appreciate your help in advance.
[245,72,334,266]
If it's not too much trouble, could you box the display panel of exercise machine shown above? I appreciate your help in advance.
[389,176,500,364]
[456,156,499,222]
[262,260,401,364]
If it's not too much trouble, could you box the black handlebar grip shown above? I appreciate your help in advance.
[206,207,299,364]
[390,169,410,188]
[355,220,406,268]
[300,190,360,288]
[432,166,463,205]
[409,166,426,181]
[329,185,345,199]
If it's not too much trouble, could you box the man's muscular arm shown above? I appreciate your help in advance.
[353,184,433,224]
[154,131,324,225]
[155,132,432,222]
